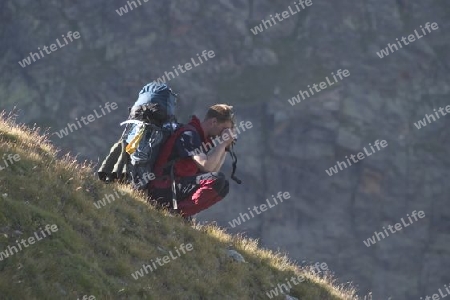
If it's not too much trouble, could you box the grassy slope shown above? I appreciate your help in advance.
[0,112,359,300]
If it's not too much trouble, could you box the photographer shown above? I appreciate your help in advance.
[149,104,236,217]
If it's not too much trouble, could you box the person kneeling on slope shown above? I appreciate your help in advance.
[149,104,236,217]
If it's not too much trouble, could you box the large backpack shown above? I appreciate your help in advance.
[98,82,242,210]
[97,82,180,191]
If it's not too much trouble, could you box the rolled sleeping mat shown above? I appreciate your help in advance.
[112,140,129,182]
[98,140,123,182]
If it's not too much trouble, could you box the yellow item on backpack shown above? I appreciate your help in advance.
[126,126,145,155]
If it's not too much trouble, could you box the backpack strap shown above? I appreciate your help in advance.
[153,124,196,177]
[152,124,197,210]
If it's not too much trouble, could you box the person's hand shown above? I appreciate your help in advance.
[220,127,236,149]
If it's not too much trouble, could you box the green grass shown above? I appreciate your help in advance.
[0,111,360,300]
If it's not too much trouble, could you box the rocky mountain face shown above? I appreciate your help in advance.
[2,0,449,299]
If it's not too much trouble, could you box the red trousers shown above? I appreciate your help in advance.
[149,172,229,217]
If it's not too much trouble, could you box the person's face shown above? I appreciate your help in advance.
[209,118,233,137]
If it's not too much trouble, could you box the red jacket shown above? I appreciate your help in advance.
[153,115,212,179]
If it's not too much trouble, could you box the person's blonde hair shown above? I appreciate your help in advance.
[204,104,235,124]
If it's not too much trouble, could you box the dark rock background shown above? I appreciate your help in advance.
[2,0,449,299]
